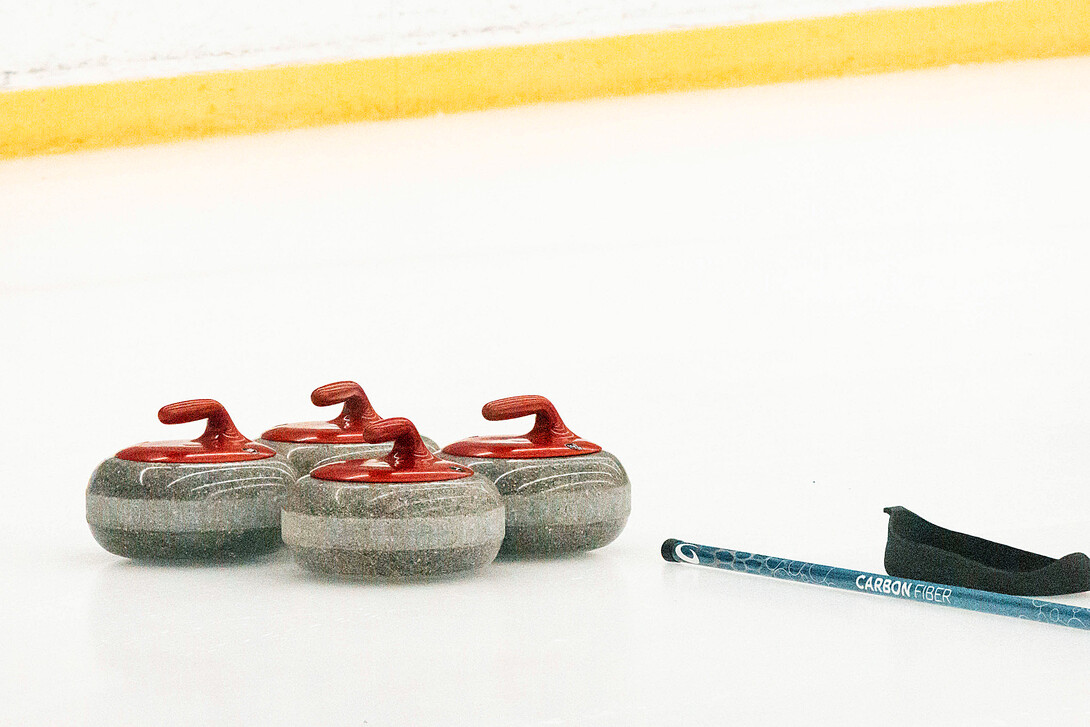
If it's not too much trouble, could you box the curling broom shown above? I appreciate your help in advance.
[662,538,1089,631]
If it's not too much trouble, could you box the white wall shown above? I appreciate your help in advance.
[2,0,962,90]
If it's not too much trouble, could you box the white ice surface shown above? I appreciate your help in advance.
[1,0,966,89]
[1,57,1089,725]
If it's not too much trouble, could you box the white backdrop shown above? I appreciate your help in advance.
[2,57,1089,724]
[1,0,965,89]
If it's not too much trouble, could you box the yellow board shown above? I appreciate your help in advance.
[2,0,1088,158]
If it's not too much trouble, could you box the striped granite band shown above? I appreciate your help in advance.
[504,487,630,526]
[86,494,281,532]
[281,507,505,551]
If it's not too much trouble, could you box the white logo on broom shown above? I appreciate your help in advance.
[675,543,700,564]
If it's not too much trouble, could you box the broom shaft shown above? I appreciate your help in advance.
[662,538,1090,631]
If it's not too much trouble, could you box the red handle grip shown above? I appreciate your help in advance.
[482,395,559,424]
[362,417,433,469]
[158,399,231,427]
[310,381,380,429]
[311,381,364,407]
[157,399,247,448]
[482,395,573,442]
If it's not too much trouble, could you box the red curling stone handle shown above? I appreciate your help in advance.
[364,417,434,469]
[158,399,248,449]
[311,381,380,428]
[482,395,575,444]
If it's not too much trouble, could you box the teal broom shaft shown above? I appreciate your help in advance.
[662,538,1090,631]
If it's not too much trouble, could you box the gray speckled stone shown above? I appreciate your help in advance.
[86,456,296,560]
[281,471,504,578]
[441,451,631,555]
[257,436,440,480]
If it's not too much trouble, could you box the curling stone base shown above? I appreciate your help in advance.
[88,525,282,560]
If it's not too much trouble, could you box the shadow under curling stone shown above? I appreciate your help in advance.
[99,542,287,569]
[287,556,489,587]
[492,548,594,564]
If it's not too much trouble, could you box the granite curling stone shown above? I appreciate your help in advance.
[441,395,631,555]
[258,381,439,479]
[86,399,295,559]
[281,416,504,578]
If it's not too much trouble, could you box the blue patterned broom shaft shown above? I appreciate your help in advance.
[662,538,1090,631]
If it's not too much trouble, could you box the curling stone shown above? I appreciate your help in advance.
[441,395,630,555]
[281,416,504,578]
[86,399,295,559]
[258,381,439,478]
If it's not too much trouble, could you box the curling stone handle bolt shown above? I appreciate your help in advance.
[157,399,249,449]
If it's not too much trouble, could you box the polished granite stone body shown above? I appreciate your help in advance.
[257,436,439,479]
[281,471,504,577]
[86,456,296,559]
[440,450,630,555]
